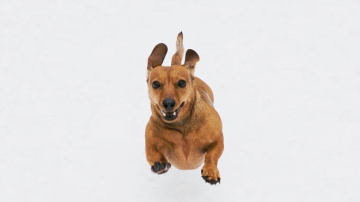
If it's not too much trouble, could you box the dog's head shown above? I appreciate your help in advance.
[147,32,200,122]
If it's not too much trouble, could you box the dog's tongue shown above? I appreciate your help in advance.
[166,112,174,117]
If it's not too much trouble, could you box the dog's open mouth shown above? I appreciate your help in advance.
[160,102,185,121]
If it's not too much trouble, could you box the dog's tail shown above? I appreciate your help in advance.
[171,32,184,65]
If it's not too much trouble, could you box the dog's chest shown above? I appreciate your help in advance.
[163,130,209,170]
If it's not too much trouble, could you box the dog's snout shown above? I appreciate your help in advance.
[162,98,176,112]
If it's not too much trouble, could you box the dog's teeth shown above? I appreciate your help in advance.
[173,112,176,116]
[161,111,166,116]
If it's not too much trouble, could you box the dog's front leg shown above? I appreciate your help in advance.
[145,135,171,174]
[201,136,224,185]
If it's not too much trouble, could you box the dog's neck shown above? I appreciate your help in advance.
[150,88,205,134]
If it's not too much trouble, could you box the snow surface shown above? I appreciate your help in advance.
[1,0,360,201]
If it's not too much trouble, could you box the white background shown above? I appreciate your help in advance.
[1,0,359,201]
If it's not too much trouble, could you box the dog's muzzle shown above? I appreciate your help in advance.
[160,102,184,121]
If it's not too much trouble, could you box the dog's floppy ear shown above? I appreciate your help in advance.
[147,43,168,71]
[184,49,200,76]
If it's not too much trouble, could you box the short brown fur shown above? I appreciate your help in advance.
[145,32,224,185]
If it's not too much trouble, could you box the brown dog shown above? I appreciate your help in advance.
[145,32,224,185]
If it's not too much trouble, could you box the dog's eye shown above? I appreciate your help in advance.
[152,81,161,89]
[178,80,186,88]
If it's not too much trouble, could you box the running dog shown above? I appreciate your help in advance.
[145,32,224,185]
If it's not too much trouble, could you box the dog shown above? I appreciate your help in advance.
[145,32,224,185]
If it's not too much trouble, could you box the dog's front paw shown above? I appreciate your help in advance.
[201,165,221,185]
[151,162,171,174]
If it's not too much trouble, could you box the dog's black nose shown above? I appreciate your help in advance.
[162,98,176,112]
